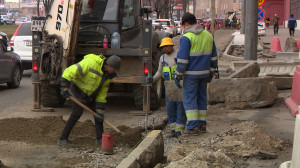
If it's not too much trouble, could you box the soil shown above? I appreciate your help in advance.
[0,116,142,148]
[0,116,144,168]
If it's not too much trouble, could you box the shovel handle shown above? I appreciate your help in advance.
[69,96,123,135]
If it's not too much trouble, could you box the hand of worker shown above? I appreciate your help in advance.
[206,71,215,83]
[174,78,182,89]
[95,109,105,122]
[146,76,154,84]
[60,87,69,98]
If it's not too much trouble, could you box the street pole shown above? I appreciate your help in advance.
[211,0,215,36]
[244,0,258,60]
[19,0,20,16]
[193,0,196,15]
[241,0,246,34]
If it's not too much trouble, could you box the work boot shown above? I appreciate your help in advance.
[199,124,206,133]
[166,130,175,138]
[96,138,102,146]
[183,127,200,135]
[174,131,182,137]
[57,139,74,147]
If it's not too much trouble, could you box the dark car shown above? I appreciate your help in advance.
[0,31,23,88]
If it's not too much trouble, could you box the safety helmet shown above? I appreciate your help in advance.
[159,37,174,48]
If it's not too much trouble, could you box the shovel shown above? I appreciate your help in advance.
[69,96,124,136]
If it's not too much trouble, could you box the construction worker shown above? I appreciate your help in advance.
[58,54,121,146]
[174,12,217,134]
[146,37,186,137]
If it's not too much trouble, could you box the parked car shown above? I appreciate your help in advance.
[258,21,266,36]
[10,22,32,70]
[0,31,23,88]
[0,15,15,25]
[174,21,182,35]
[15,17,31,25]
[153,19,177,36]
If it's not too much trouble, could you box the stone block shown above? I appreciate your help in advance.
[208,78,278,108]
[164,81,183,102]
[116,130,164,168]
[276,52,300,61]
[227,61,260,78]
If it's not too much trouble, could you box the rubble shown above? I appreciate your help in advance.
[165,122,290,168]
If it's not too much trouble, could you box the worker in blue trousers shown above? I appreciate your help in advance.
[174,12,218,134]
[146,37,187,137]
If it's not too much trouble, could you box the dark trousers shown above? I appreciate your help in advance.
[274,24,279,34]
[289,28,295,36]
[60,101,104,140]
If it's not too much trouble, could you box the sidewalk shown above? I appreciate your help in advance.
[260,27,300,50]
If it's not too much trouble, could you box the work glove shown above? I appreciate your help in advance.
[60,87,69,98]
[95,109,105,122]
[174,73,183,89]
[206,71,215,83]
[146,76,154,84]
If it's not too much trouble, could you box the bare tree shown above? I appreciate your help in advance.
[145,0,170,19]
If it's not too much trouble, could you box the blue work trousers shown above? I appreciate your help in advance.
[183,78,208,130]
[165,90,187,132]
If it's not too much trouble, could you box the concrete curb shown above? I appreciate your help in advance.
[221,38,244,61]
[116,130,164,168]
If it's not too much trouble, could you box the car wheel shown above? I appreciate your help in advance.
[7,65,22,88]
[12,21,15,24]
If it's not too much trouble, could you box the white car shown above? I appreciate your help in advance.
[174,21,182,35]
[258,21,266,36]
[15,17,31,25]
[10,22,32,70]
[0,15,15,25]
[153,19,177,36]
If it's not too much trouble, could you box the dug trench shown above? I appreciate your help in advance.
[0,116,156,167]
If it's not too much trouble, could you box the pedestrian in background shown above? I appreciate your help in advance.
[288,14,297,36]
[174,12,218,134]
[265,17,270,28]
[272,13,280,35]
[146,37,186,138]
[230,19,233,28]
[236,19,240,30]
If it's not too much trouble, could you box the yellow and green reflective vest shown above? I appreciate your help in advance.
[62,54,110,105]
[162,54,177,81]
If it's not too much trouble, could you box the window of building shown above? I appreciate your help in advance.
[233,0,236,3]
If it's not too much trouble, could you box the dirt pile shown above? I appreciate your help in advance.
[106,125,143,147]
[166,121,290,167]
[211,121,287,159]
[0,116,143,148]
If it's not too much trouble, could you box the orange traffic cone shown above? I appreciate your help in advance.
[215,24,219,30]
[270,37,282,52]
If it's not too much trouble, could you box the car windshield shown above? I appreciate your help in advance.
[155,21,170,26]
[17,17,27,21]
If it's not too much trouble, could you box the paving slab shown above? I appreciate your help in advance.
[230,60,300,77]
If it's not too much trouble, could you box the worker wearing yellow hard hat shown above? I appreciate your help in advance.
[146,37,187,138]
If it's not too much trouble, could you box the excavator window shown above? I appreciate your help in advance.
[122,0,136,30]
[81,0,119,21]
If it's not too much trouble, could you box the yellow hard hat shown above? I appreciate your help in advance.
[159,37,174,47]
